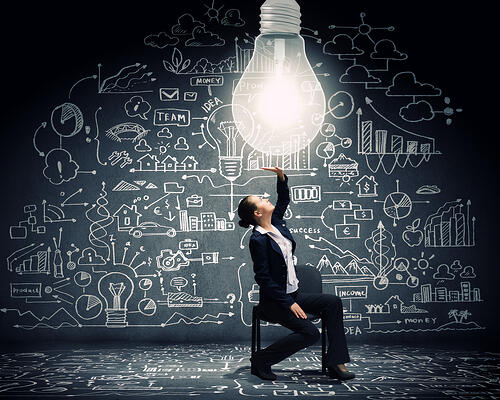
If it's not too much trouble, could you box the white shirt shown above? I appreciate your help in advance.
[255,224,299,293]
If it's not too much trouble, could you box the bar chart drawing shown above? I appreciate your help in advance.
[357,99,440,174]
[234,37,273,74]
[247,135,311,171]
[424,199,475,248]
[15,251,51,275]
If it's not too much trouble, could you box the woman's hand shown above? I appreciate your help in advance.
[261,166,285,181]
[290,302,307,319]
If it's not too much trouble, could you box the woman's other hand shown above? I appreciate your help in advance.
[290,302,307,319]
[261,166,285,181]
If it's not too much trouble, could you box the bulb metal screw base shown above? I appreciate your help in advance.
[260,0,301,34]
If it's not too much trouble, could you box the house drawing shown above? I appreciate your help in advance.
[356,175,378,197]
[113,205,142,231]
[385,295,404,313]
[137,154,160,171]
[160,155,178,171]
[178,156,198,171]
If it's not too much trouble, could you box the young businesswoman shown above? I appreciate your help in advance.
[237,166,355,381]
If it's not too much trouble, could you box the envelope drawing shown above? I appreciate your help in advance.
[160,88,179,101]
[184,92,198,101]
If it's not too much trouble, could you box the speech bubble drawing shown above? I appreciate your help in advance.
[125,96,151,120]
[170,277,188,291]
[190,75,224,96]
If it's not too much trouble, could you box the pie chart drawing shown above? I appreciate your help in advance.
[75,294,103,320]
[50,102,83,138]
[139,278,153,291]
[74,271,92,287]
[316,142,335,166]
[383,192,412,225]
[138,298,157,316]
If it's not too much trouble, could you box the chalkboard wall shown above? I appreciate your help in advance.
[1,0,497,346]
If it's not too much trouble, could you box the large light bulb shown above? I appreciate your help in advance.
[98,272,134,328]
[232,0,325,156]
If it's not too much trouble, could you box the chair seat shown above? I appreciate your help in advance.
[254,305,322,322]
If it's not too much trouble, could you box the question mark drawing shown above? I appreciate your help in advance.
[226,293,236,308]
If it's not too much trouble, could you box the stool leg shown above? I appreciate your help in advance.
[251,308,256,356]
[321,313,327,374]
[257,317,261,351]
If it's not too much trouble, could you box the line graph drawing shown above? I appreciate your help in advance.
[1,307,80,329]
[97,63,155,94]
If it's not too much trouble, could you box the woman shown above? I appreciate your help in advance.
[238,166,355,381]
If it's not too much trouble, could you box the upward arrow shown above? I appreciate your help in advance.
[356,107,362,154]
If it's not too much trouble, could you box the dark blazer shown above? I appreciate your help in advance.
[249,175,297,309]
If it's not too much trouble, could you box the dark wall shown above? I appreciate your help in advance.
[1,1,497,348]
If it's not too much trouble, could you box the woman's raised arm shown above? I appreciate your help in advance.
[261,166,289,220]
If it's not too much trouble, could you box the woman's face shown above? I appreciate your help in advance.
[250,195,275,217]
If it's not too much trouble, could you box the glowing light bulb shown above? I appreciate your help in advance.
[232,0,325,156]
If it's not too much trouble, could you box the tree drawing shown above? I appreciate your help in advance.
[448,309,459,323]
[458,310,471,323]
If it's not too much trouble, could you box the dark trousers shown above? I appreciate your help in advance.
[255,290,351,367]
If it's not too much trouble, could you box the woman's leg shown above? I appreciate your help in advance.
[253,300,320,367]
[296,292,351,366]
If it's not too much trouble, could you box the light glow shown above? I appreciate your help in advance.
[257,75,301,129]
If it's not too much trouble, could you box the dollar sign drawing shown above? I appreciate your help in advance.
[361,211,366,218]
[364,182,370,193]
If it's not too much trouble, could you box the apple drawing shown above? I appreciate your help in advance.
[403,218,423,247]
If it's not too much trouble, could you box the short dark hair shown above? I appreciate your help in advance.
[238,196,257,228]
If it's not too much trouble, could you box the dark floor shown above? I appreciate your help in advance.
[0,343,498,399]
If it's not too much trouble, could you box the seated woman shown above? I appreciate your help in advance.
[238,166,355,381]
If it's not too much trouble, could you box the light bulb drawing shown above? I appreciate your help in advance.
[98,272,134,327]
[206,104,254,182]
[232,0,326,156]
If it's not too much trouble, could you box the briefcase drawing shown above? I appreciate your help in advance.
[186,194,203,207]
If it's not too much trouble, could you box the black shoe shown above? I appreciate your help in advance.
[327,365,355,381]
[250,357,277,380]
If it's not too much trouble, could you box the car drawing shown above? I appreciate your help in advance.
[129,222,176,238]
